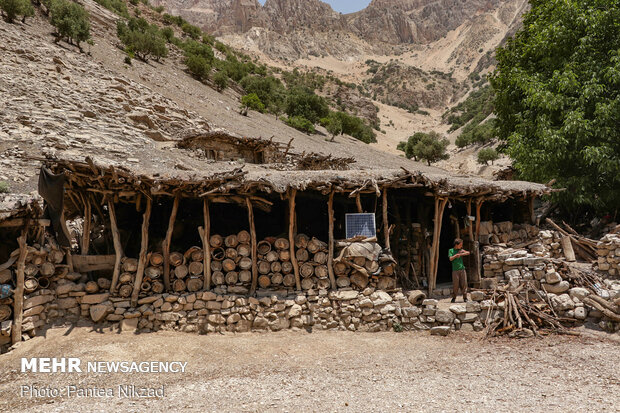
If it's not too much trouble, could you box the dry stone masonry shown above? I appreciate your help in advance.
[596,234,620,277]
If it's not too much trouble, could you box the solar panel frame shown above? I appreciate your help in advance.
[345,213,376,239]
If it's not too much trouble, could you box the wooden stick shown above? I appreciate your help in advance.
[131,197,151,306]
[288,189,301,290]
[355,193,363,213]
[81,199,91,255]
[382,188,390,250]
[163,195,179,292]
[428,196,440,294]
[203,198,211,290]
[247,197,259,295]
[466,199,474,241]
[327,189,336,290]
[529,195,536,224]
[108,200,123,292]
[429,197,448,293]
[12,229,28,344]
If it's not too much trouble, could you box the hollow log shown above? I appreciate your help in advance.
[209,234,223,248]
[283,274,296,287]
[163,195,179,292]
[279,249,290,262]
[169,252,184,266]
[281,261,293,274]
[225,271,238,285]
[265,250,279,263]
[145,266,162,279]
[0,305,12,322]
[336,276,350,288]
[151,280,164,294]
[190,249,204,262]
[333,261,347,275]
[187,277,202,292]
[225,234,238,248]
[294,233,309,249]
[270,261,282,273]
[350,272,369,289]
[239,270,252,283]
[212,271,225,285]
[300,262,314,278]
[237,243,251,257]
[274,238,289,250]
[258,274,271,288]
[258,260,271,274]
[119,272,133,284]
[237,230,250,244]
[225,248,238,260]
[174,264,188,279]
[301,278,314,290]
[40,262,55,277]
[313,251,327,265]
[118,284,133,298]
[172,278,186,292]
[222,259,236,272]
[271,273,283,285]
[317,278,330,289]
[211,247,225,261]
[315,265,328,279]
[24,277,38,294]
[308,238,327,254]
[141,281,152,292]
[295,248,309,262]
[24,264,38,278]
[150,252,164,267]
[257,240,271,255]
[211,260,222,272]
[239,257,252,270]
[189,261,203,276]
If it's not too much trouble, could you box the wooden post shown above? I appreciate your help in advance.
[12,229,28,344]
[202,198,212,290]
[428,197,448,294]
[81,199,91,255]
[475,199,483,240]
[131,197,151,306]
[108,200,123,292]
[528,195,536,224]
[466,199,474,241]
[382,188,390,250]
[355,193,363,213]
[247,198,259,295]
[288,189,301,290]
[163,195,179,292]
[327,189,336,289]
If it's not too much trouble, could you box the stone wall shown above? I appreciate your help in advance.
[596,234,620,277]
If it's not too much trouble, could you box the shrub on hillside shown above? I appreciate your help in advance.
[0,181,9,194]
[181,22,201,39]
[0,0,34,23]
[184,54,210,80]
[50,0,90,50]
[285,116,315,134]
[239,75,285,114]
[398,131,449,165]
[93,0,128,18]
[160,26,173,42]
[240,93,265,113]
[477,148,499,165]
[117,17,168,62]
[285,87,329,124]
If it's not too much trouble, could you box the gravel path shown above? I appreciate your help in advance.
[0,326,618,412]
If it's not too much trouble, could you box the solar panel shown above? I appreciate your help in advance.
[345,213,376,239]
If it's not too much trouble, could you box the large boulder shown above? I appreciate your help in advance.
[543,281,570,294]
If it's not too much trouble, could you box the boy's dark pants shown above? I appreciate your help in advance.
[452,269,467,300]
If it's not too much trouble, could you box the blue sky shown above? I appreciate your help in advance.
[257,0,372,14]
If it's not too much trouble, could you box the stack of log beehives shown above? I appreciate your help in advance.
[209,230,252,291]
[286,234,330,291]
[169,247,206,293]
[334,237,397,291]
[117,257,138,298]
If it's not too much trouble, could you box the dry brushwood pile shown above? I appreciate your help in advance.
[484,265,620,338]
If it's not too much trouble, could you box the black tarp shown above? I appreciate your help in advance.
[38,166,71,247]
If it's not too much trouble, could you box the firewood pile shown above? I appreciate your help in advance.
[333,237,396,290]
[118,257,138,297]
[290,234,330,290]
[210,231,252,290]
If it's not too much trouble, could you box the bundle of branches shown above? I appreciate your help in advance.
[484,282,578,338]
[564,263,620,322]
[546,218,597,262]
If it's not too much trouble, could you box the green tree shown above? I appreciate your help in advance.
[285,116,315,134]
[323,112,343,141]
[477,148,500,165]
[117,17,168,62]
[491,0,620,217]
[409,132,449,165]
[397,132,427,160]
[240,93,265,113]
[0,0,34,23]
[285,87,329,124]
[181,22,201,39]
[50,0,90,50]
[213,71,228,91]
[184,54,210,80]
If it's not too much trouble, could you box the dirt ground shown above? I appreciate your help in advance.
[0,326,618,412]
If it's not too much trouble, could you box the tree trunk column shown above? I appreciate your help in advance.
[131,197,152,306]
[12,229,28,344]
[288,189,301,291]
[327,189,336,290]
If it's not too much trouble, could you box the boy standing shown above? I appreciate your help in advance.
[448,238,470,303]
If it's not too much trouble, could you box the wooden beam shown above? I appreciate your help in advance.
[0,218,50,228]
[12,229,28,344]
[162,195,179,292]
[327,189,336,290]
[131,197,151,306]
[355,193,363,213]
[288,189,301,291]
[108,201,123,292]
[247,198,259,295]
[466,199,474,241]
[528,194,536,224]
[81,199,91,255]
[429,197,448,294]
[202,198,212,290]
[475,198,483,240]
[382,188,390,250]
